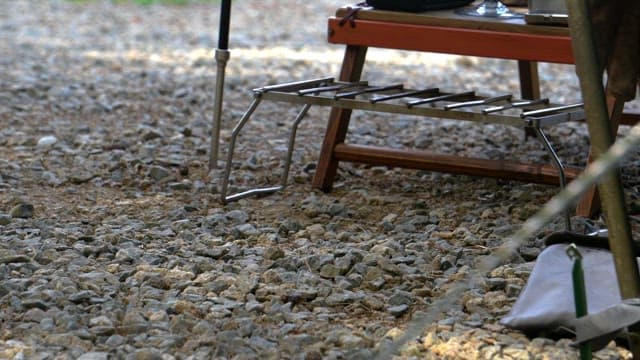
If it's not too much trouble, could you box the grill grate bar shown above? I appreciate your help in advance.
[444,94,512,110]
[407,90,476,107]
[297,81,368,95]
[521,103,584,118]
[482,98,550,114]
[334,83,404,99]
[370,87,440,103]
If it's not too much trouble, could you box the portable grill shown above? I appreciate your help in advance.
[220,76,585,219]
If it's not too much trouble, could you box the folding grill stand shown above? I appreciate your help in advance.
[220,76,585,228]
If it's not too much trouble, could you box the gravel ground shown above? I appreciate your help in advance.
[2,0,640,359]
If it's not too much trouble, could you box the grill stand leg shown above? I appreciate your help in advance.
[279,104,313,187]
[220,97,312,204]
[533,126,572,232]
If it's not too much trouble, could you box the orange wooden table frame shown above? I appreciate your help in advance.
[311,7,633,216]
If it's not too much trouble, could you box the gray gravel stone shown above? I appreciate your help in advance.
[387,304,409,317]
[148,165,171,181]
[77,352,109,360]
[37,135,58,148]
[10,203,34,218]
[234,223,259,237]
[388,290,413,306]
[0,213,11,225]
[225,210,250,223]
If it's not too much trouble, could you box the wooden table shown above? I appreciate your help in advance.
[311,5,635,215]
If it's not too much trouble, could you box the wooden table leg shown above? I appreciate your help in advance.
[575,93,625,218]
[518,60,540,100]
[312,45,368,192]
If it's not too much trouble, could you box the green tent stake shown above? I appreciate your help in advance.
[567,244,592,360]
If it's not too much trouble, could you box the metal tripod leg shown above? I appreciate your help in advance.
[533,126,572,232]
[566,0,640,356]
[209,49,230,170]
[220,99,312,204]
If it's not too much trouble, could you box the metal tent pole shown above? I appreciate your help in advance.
[565,0,640,355]
[209,0,232,170]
